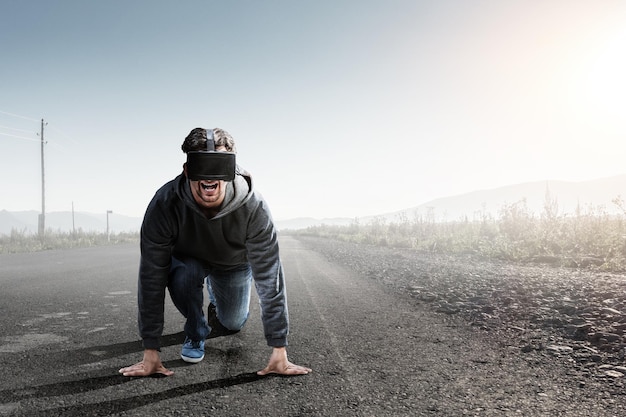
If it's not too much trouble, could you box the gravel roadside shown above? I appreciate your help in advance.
[294,235,626,415]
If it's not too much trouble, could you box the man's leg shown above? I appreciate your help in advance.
[206,264,252,334]
[168,256,210,342]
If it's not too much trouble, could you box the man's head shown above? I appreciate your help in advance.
[181,127,236,153]
[182,127,237,214]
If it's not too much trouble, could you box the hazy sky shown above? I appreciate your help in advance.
[1,0,625,220]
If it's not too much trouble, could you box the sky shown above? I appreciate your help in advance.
[1,0,625,221]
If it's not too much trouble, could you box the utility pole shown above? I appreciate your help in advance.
[106,210,113,242]
[72,201,76,236]
[38,119,46,239]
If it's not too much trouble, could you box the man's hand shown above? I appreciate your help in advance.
[119,349,174,377]
[257,347,312,376]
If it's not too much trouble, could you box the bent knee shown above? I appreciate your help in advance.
[220,314,249,331]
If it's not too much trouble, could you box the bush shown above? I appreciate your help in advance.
[289,198,626,272]
[0,228,139,254]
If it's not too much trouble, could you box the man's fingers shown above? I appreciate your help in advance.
[157,366,175,376]
[284,364,312,375]
[119,364,148,377]
[121,369,147,377]
[118,361,173,377]
[256,362,276,376]
[257,362,312,376]
[119,362,144,374]
[119,367,148,377]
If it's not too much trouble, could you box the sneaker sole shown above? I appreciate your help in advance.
[181,353,205,363]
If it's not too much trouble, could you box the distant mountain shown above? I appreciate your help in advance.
[382,174,626,223]
[277,174,626,230]
[4,175,625,234]
[0,210,141,235]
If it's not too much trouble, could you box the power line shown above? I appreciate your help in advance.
[0,124,34,133]
[0,112,81,147]
[0,110,39,122]
[0,121,76,149]
[0,131,39,142]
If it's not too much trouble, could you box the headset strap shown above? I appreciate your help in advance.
[206,129,215,151]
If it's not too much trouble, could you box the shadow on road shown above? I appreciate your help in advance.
[3,372,265,417]
[0,359,202,404]
[68,331,187,364]
[40,329,238,368]
[1,331,264,415]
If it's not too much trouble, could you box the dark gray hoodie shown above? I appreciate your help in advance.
[137,169,288,350]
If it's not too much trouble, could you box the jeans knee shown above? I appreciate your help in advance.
[220,313,249,331]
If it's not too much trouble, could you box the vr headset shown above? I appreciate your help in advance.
[186,129,236,182]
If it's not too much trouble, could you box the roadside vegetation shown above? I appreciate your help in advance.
[4,195,626,272]
[0,229,139,254]
[289,195,626,272]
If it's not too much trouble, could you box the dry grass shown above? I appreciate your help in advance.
[290,198,626,272]
[0,228,139,254]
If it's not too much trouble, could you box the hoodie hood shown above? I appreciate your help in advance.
[177,166,254,220]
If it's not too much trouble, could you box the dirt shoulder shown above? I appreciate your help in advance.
[295,235,626,415]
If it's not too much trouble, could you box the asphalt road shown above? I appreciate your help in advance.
[0,237,399,416]
[0,236,612,416]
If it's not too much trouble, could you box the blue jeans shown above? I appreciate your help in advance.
[168,256,252,341]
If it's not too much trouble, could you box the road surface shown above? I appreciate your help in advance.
[0,236,614,416]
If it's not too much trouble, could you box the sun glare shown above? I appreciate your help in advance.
[572,25,626,135]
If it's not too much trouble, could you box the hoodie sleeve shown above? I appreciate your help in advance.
[138,196,177,350]
[245,195,289,347]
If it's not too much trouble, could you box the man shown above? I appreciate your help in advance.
[119,127,311,377]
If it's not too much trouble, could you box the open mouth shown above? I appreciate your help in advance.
[201,182,218,191]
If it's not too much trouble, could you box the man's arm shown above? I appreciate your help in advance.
[245,196,312,375]
[137,198,177,349]
[245,197,289,346]
[121,195,177,377]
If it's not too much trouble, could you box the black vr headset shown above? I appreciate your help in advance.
[186,129,236,182]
